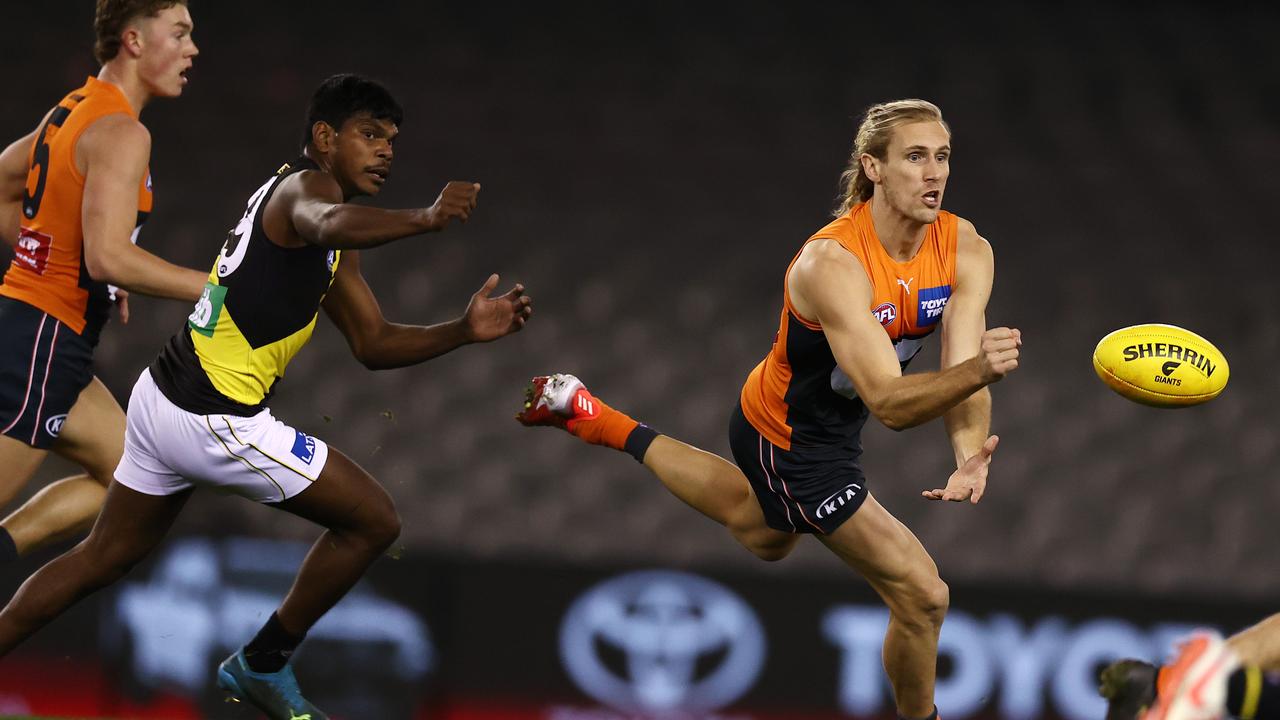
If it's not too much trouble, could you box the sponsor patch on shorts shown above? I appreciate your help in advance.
[45,413,68,437]
[291,430,316,464]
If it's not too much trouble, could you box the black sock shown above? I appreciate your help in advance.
[623,423,659,463]
[1226,666,1280,720]
[243,612,304,673]
[0,527,17,564]
[898,706,938,720]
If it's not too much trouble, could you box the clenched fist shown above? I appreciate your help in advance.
[423,181,481,231]
[976,327,1021,383]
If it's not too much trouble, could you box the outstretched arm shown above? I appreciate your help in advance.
[0,130,37,248]
[922,222,1015,504]
[80,115,206,301]
[789,238,1020,431]
[941,223,997,447]
[322,250,532,370]
[284,170,480,250]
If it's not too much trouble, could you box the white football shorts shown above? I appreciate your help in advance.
[114,368,329,503]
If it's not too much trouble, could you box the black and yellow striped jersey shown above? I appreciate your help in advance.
[151,158,340,415]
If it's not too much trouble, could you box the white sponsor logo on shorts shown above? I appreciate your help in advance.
[45,414,68,437]
[815,483,863,520]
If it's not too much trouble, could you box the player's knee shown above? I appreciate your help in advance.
[732,524,795,562]
[748,541,794,562]
[361,502,401,552]
[883,571,949,632]
[376,510,402,550]
[923,577,950,623]
[905,576,949,629]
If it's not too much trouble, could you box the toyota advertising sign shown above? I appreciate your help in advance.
[0,537,1267,719]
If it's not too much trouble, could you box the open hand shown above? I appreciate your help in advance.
[424,181,481,230]
[921,435,998,504]
[463,274,532,342]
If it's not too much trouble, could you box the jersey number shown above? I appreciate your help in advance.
[22,98,81,220]
[217,177,275,278]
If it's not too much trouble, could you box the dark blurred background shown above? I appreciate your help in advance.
[2,2,1278,718]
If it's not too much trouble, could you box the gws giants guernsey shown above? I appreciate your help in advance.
[1,77,154,345]
[739,200,959,450]
[151,159,340,415]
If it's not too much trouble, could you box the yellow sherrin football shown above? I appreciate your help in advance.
[1092,324,1229,407]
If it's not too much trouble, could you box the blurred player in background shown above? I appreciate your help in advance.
[0,0,206,565]
[519,99,1019,720]
[0,74,533,720]
[1103,617,1280,720]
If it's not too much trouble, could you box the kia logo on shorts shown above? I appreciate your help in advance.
[815,482,863,520]
[45,414,68,437]
[560,570,766,713]
[873,302,897,326]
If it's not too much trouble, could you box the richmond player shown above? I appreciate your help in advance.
[0,74,532,720]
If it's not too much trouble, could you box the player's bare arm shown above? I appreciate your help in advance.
[939,220,996,462]
[322,250,532,370]
[276,171,479,250]
[922,218,1006,503]
[789,238,1019,431]
[0,129,40,248]
[79,114,205,301]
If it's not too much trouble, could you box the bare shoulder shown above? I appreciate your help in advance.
[82,113,149,146]
[951,215,994,297]
[790,237,872,317]
[264,167,345,248]
[794,237,864,279]
[953,215,992,260]
[78,113,150,165]
[279,167,343,204]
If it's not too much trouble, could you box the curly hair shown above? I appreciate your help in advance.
[94,0,187,64]
[301,74,404,151]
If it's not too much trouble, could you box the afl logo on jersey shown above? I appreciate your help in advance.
[872,302,897,327]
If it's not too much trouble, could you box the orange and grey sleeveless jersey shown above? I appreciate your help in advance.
[740,201,959,450]
[149,158,341,416]
[0,77,153,345]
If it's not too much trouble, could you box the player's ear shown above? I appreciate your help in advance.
[860,153,881,183]
[312,121,336,153]
[121,24,145,58]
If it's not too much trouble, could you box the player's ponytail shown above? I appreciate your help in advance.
[834,99,949,216]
